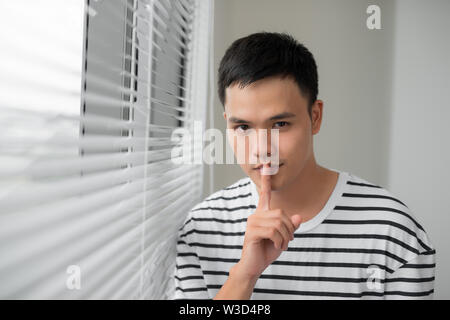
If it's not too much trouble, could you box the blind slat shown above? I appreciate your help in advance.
[0,149,180,179]
[0,162,199,213]
[1,135,182,150]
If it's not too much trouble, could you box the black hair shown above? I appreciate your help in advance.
[218,32,318,118]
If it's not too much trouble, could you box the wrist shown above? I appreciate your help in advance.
[214,262,259,300]
[230,262,260,285]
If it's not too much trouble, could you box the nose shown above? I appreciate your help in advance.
[250,128,273,165]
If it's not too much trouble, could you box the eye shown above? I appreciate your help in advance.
[274,121,289,128]
[234,124,250,133]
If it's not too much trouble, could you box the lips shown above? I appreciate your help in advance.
[252,163,283,171]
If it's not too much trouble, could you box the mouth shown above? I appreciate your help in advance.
[252,163,284,172]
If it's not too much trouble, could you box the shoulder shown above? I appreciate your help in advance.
[341,172,436,267]
[178,176,254,232]
[195,176,254,211]
[343,172,412,211]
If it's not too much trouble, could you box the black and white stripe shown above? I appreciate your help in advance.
[172,170,436,300]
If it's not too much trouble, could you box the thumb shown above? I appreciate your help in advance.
[291,214,302,230]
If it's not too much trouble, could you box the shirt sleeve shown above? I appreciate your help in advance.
[384,250,436,299]
[171,212,211,300]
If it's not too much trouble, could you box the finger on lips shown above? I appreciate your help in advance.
[254,164,299,250]
[258,163,271,211]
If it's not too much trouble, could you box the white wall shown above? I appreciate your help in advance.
[208,0,449,298]
[388,0,450,299]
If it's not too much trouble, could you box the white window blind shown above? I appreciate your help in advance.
[0,0,212,299]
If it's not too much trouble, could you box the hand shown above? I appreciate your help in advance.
[235,164,302,280]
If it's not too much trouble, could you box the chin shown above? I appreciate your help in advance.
[268,175,283,191]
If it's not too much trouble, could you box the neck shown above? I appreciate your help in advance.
[263,155,337,221]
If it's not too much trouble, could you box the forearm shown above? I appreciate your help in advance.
[213,263,259,300]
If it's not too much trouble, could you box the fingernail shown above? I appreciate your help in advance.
[261,166,272,175]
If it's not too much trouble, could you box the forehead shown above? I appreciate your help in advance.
[224,76,307,118]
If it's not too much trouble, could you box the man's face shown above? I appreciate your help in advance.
[223,76,322,191]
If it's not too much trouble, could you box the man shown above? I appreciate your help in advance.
[172,32,436,299]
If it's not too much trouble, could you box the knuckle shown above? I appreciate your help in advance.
[275,220,283,230]
[287,222,294,232]
[274,209,283,216]
[269,228,277,238]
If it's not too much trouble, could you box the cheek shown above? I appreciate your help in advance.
[227,132,252,166]
[279,129,308,158]
[227,132,239,154]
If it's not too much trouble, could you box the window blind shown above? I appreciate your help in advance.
[0,0,212,299]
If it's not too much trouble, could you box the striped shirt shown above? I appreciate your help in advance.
[172,170,436,299]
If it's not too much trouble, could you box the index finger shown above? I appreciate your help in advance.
[258,164,271,211]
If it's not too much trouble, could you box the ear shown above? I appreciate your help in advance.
[311,100,323,135]
[223,111,227,121]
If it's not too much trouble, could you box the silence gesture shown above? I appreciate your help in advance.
[237,164,302,279]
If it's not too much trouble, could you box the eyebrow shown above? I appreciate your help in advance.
[228,112,296,124]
